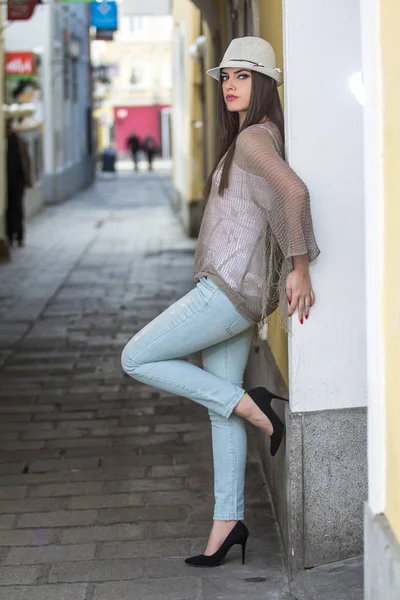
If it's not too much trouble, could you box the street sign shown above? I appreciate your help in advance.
[90,1,118,31]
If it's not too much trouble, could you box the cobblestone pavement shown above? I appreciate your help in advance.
[0,170,294,600]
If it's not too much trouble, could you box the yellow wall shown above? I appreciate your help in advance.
[382,0,400,542]
[204,20,217,174]
[172,0,201,202]
[258,0,288,383]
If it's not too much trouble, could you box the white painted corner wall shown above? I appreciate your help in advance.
[359,0,385,515]
[282,0,367,412]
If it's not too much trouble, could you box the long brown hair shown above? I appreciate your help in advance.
[204,71,284,199]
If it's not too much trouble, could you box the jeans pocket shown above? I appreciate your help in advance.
[197,277,218,302]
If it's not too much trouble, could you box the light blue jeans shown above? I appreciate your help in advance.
[121,277,255,520]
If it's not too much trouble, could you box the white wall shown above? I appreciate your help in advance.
[283,0,367,412]
[4,5,49,50]
[359,0,385,514]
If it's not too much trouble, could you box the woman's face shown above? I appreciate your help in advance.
[221,68,252,114]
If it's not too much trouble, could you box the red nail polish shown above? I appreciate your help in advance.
[305,315,309,320]
[300,319,304,325]
[288,299,291,305]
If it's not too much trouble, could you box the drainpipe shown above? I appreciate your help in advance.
[197,22,208,189]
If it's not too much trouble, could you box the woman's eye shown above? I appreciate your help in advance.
[221,75,228,82]
[238,74,249,80]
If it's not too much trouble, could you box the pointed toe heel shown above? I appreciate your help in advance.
[185,521,249,568]
[247,387,287,456]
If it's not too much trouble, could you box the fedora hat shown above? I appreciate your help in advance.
[207,36,283,86]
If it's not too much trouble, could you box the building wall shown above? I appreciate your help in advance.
[92,17,172,108]
[364,0,400,595]
[381,0,400,541]
[171,0,202,234]
[114,105,169,153]
[283,0,366,413]
[4,6,50,183]
[5,3,93,205]
[257,0,288,383]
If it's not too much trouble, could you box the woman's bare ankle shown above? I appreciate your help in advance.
[234,393,273,435]
[204,520,239,556]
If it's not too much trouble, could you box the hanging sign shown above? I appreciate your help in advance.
[90,1,118,31]
[95,29,115,41]
[5,52,35,80]
[7,0,38,20]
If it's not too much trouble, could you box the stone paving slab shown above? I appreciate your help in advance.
[0,170,362,599]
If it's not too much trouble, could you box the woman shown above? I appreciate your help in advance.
[121,37,320,567]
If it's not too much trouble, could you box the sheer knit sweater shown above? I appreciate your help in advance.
[194,123,320,324]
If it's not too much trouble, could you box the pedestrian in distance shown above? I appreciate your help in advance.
[142,134,157,171]
[121,37,320,568]
[126,132,141,172]
[6,119,32,248]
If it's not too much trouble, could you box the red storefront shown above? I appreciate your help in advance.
[114,105,170,153]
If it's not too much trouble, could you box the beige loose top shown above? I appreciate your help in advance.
[194,123,320,323]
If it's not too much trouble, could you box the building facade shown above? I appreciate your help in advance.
[92,10,173,155]
[4,1,94,206]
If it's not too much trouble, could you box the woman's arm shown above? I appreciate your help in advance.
[236,127,320,322]
[286,255,315,323]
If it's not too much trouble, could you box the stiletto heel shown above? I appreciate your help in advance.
[247,387,287,456]
[241,537,247,565]
[185,521,249,567]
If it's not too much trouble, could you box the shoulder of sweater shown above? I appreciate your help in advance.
[235,126,282,166]
[236,123,281,149]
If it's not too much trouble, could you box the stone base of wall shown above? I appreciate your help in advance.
[43,157,95,205]
[365,505,400,600]
[245,340,367,575]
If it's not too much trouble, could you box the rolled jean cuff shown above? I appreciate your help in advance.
[213,513,245,521]
[222,388,245,419]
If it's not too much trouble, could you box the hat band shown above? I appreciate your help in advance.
[223,58,266,68]
[220,58,282,74]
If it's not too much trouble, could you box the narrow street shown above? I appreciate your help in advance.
[0,170,293,600]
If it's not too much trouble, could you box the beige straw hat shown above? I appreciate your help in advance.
[207,36,283,86]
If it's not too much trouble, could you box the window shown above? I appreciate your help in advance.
[63,34,70,101]
[129,17,144,33]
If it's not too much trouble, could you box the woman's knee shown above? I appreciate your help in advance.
[121,340,142,376]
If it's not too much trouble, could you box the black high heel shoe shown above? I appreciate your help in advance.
[247,387,288,456]
[185,521,249,567]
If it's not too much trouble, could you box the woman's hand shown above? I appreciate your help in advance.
[286,256,315,323]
